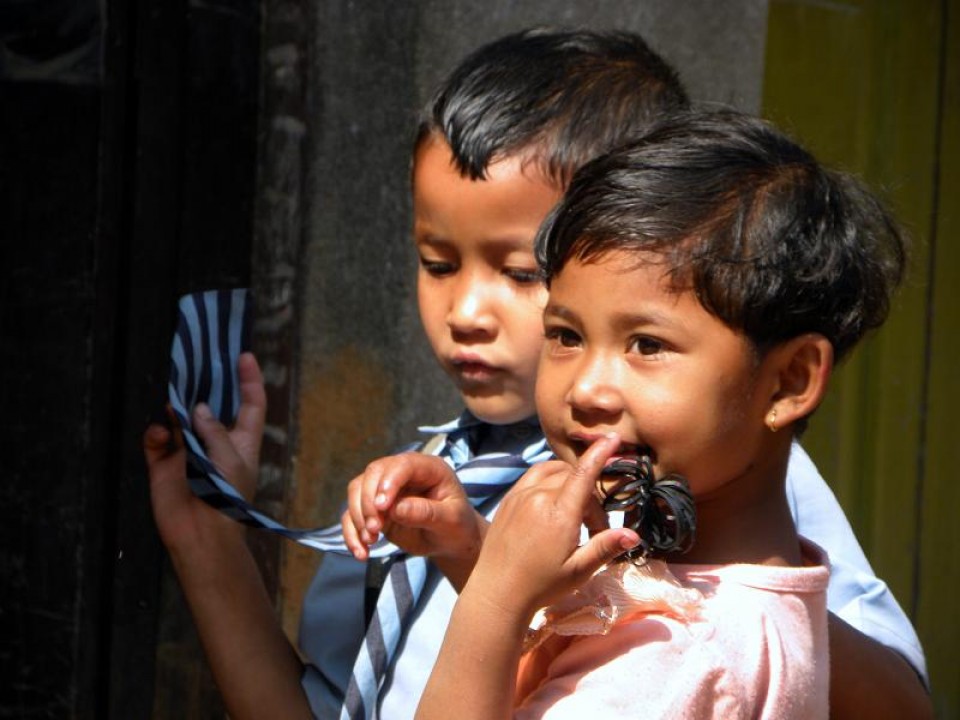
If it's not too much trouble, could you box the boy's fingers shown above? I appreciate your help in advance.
[391,496,445,529]
[381,455,459,495]
[374,455,466,520]
[373,458,414,508]
[233,352,266,454]
[143,424,193,514]
[192,403,231,447]
[193,404,252,490]
[143,416,185,468]
[143,423,173,463]
[345,477,377,545]
[143,404,185,459]
[341,508,369,561]
[237,352,265,401]
[360,465,387,534]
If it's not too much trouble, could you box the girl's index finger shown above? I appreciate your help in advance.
[561,433,621,507]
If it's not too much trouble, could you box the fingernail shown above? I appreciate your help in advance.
[375,493,388,507]
[195,403,212,420]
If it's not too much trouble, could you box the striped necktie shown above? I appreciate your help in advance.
[169,289,392,555]
[340,421,554,720]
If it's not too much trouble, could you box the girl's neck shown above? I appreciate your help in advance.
[668,451,802,567]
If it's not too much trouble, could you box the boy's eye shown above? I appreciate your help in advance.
[630,336,664,356]
[503,267,542,285]
[419,258,456,277]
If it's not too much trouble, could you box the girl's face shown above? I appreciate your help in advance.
[536,251,778,499]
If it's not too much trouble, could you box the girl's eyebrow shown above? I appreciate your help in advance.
[542,303,578,322]
[544,303,681,331]
[613,309,680,331]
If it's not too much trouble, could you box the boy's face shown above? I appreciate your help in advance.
[413,136,563,424]
[536,251,778,497]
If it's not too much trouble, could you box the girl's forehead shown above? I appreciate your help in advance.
[553,249,676,285]
[548,253,679,309]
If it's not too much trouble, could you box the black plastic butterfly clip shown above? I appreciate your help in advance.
[598,455,696,563]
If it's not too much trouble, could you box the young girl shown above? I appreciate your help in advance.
[414,110,906,719]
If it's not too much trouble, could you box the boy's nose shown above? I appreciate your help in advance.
[447,276,496,336]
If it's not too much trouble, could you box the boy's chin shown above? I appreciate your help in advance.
[462,396,536,426]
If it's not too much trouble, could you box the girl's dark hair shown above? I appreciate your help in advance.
[536,111,906,363]
[417,27,690,186]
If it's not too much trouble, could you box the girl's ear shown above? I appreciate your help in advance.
[765,333,834,430]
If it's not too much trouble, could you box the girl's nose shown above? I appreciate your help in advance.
[566,353,623,416]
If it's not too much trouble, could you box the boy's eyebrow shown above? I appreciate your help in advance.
[478,234,540,253]
[413,232,443,246]
[415,230,537,253]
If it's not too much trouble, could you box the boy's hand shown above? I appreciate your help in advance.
[143,352,266,553]
[466,434,640,620]
[341,453,487,569]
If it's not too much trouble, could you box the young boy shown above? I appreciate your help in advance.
[144,28,929,720]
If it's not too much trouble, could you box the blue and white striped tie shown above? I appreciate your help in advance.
[169,289,392,556]
[340,425,553,720]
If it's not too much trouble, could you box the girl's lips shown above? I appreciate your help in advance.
[567,433,650,461]
[569,432,635,448]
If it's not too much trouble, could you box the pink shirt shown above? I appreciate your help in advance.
[516,541,830,719]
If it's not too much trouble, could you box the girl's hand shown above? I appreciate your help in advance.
[465,434,640,621]
[144,352,266,554]
[341,453,487,571]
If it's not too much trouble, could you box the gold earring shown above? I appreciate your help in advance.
[766,408,779,433]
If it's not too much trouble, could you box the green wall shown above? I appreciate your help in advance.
[764,0,958,714]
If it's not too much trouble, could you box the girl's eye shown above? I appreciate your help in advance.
[504,267,542,285]
[545,326,581,348]
[631,336,664,356]
[419,258,456,277]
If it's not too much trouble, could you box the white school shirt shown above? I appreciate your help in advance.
[785,444,928,684]
[299,434,928,719]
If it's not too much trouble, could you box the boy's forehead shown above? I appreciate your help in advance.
[412,136,563,249]
[413,133,560,192]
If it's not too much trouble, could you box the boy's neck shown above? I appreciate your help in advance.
[469,415,542,456]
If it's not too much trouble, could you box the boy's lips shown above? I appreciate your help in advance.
[451,354,501,380]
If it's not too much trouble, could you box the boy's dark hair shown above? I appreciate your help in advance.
[417,27,690,186]
[536,111,906,363]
